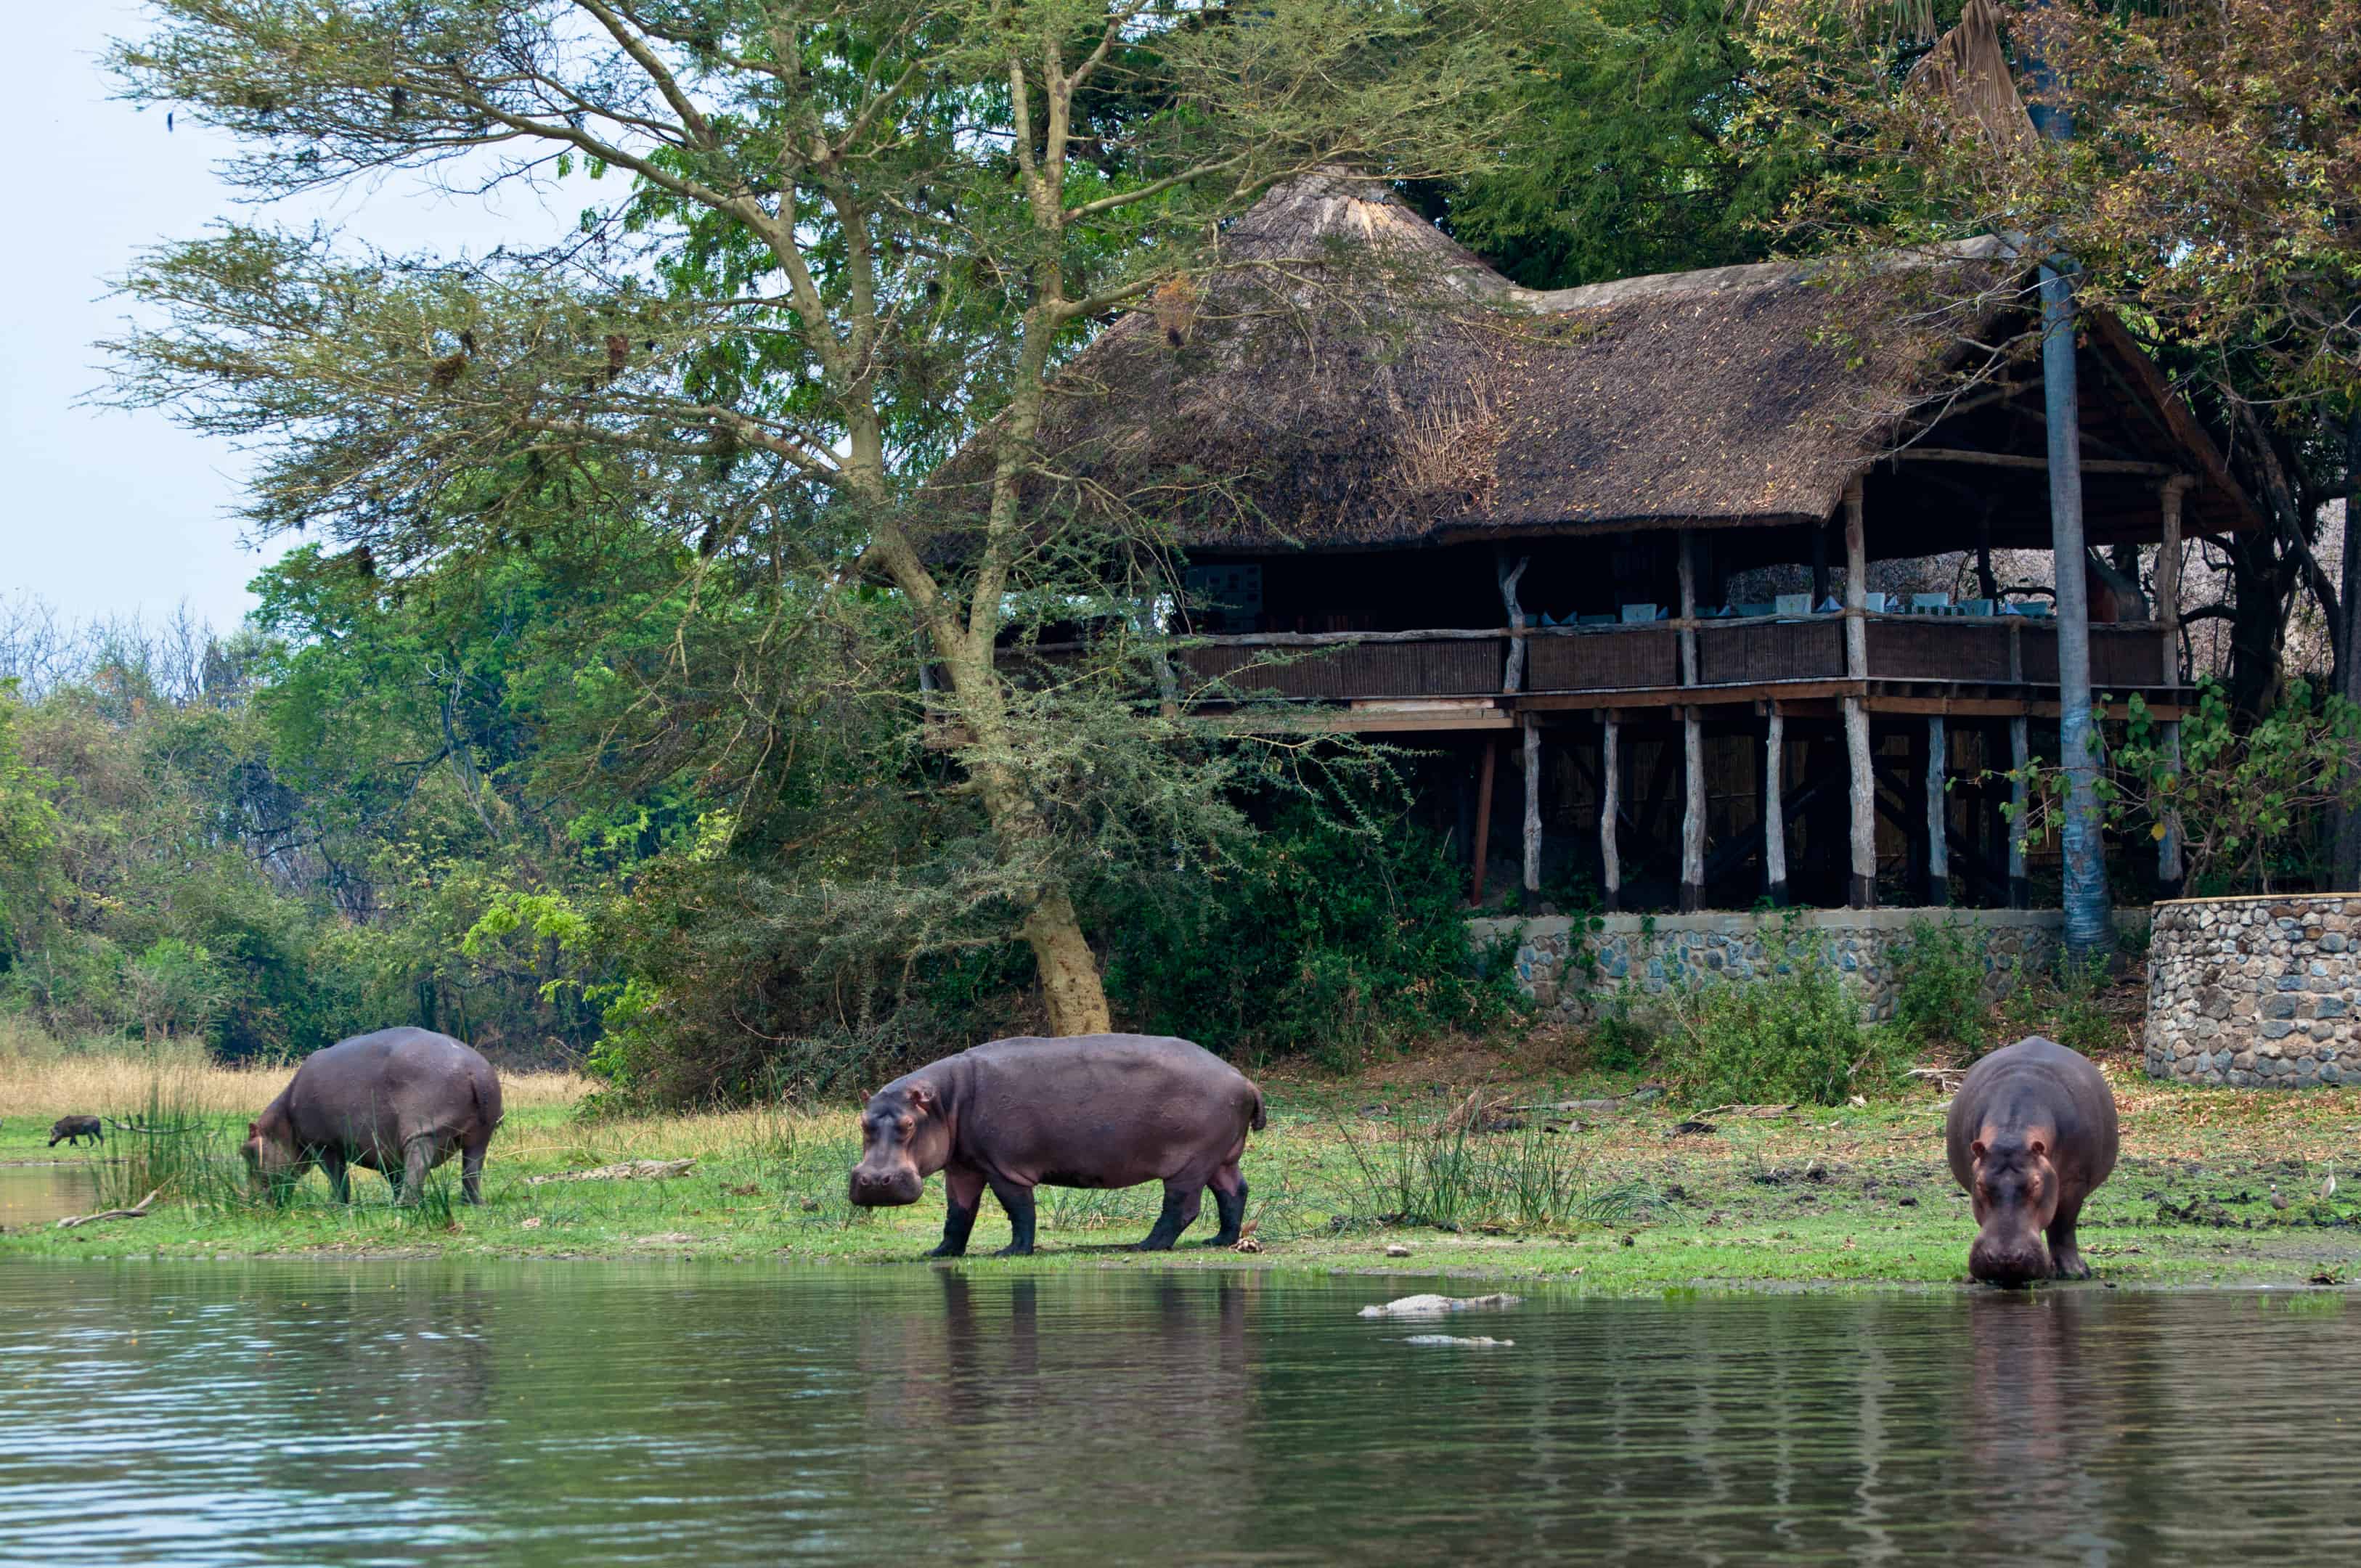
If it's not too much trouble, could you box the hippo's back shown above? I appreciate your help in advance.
[287,1028,499,1149]
[1946,1035,2117,1185]
[948,1033,1263,1168]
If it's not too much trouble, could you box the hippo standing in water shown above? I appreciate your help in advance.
[244,1028,504,1204]
[1946,1035,2119,1286]
[849,1034,1265,1257]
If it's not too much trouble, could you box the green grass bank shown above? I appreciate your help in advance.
[5,1044,2357,1293]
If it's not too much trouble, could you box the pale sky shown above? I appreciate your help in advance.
[0,4,593,632]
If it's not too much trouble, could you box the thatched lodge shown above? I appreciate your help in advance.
[942,171,2262,915]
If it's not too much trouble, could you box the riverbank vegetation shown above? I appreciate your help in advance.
[5,1036,2354,1291]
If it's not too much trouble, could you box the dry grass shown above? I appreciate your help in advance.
[0,1018,591,1122]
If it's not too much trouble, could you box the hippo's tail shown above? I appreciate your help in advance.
[1248,1084,1267,1132]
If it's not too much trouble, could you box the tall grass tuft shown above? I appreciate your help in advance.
[1329,1107,1671,1234]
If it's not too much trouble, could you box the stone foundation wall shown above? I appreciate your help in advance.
[1469,907,2127,1026]
[2144,895,2358,1087]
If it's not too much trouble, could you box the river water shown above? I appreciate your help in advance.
[1,1203,2354,1563]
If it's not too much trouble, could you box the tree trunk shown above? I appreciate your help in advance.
[2042,263,2113,961]
[2333,409,2361,889]
[1022,888,1111,1036]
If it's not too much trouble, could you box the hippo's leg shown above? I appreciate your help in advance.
[1207,1164,1249,1248]
[929,1165,985,1259]
[2047,1194,2091,1280]
[460,1140,488,1206]
[398,1139,435,1206]
[320,1149,353,1204]
[988,1177,1037,1257]
[1138,1183,1204,1251]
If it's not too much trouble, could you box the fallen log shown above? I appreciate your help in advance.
[525,1159,696,1186]
[57,1188,163,1229]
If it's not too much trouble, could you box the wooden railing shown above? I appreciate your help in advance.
[997,614,2173,703]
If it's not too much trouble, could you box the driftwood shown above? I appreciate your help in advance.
[57,1188,163,1229]
[1496,1085,1665,1115]
[1907,1066,1968,1093]
[526,1159,696,1186]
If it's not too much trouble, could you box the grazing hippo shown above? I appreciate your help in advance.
[1946,1035,2119,1286]
[48,1116,103,1148]
[244,1028,504,1204]
[849,1033,1265,1257]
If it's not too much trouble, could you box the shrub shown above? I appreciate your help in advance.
[1096,801,1525,1069]
[1583,984,1660,1072]
[2053,950,2120,1056]
[1667,919,1903,1106]
[1888,918,1989,1053]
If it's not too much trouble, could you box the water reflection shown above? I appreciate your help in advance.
[0,1264,2351,1566]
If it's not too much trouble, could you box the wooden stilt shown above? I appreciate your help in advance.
[2157,475,2192,899]
[1926,714,1950,906]
[1599,715,1621,912]
[1676,529,1699,686]
[1763,709,1788,905]
[1496,550,1530,695]
[1843,481,1875,907]
[1522,718,1543,907]
[1470,738,1497,907]
[2008,714,2031,909]
[1681,708,1705,912]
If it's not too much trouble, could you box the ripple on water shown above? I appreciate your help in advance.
[0,1262,2354,1566]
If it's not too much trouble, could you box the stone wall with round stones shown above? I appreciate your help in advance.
[1467,907,2132,1027]
[2145,895,2358,1087]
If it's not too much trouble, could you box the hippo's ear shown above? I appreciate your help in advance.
[1969,1140,1987,1161]
[906,1082,937,1114]
[2028,1137,2048,1159]
[247,1122,259,1137]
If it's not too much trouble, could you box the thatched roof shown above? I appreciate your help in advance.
[931,171,2254,552]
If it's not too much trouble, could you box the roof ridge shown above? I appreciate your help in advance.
[1509,236,2015,314]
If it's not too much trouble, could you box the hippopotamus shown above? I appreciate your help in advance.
[48,1116,103,1148]
[849,1033,1265,1257]
[244,1028,504,1204]
[1946,1035,2119,1286]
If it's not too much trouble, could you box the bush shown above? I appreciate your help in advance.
[1889,918,1990,1053]
[1583,984,1660,1071]
[1096,802,1525,1069]
[2053,950,2120,1056]
[1667,918,1904,1106]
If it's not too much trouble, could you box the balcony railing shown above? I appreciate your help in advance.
[1000,612,2174,706]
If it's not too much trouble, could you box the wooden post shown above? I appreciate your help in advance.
[1470,738,1497,907]
[1497,550,1530,695]
[1843,479,1868,679]
[1681,708,1705,912]
[1522,717,1543,906]
[1926,714,1949,906]
[1676,528,1699,686]
[1599,714,1621,912]
[1843,480,1875,908]
[2157,476,2192,899]
[1763,709,1788,905]
[2008,714,2031,909]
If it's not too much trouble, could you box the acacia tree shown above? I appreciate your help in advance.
[107,1,1520,1035]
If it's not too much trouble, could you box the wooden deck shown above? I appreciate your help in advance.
[1002,613,2180,730]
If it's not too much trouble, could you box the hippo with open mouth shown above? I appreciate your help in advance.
[849,1033,1265,1257]
[1946,1034,2119,1286]
[244,1027,504,1205]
